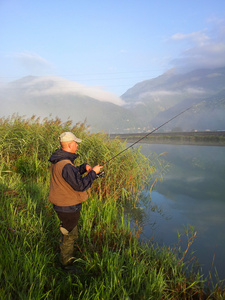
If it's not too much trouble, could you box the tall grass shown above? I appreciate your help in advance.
[0,115,224,299]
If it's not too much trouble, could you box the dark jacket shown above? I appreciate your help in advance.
[49,149,97,192]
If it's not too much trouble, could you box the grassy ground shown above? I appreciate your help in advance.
[0,115,224,299]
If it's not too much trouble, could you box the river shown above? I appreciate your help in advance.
[134,143,225,283]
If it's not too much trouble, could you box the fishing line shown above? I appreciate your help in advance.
[102,105,194,166]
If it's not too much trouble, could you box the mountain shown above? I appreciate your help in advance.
[122,67,225,106]
[1,67,225,133]
[0,76,136,133]
[122,67,225,131]
[150,89,225,132]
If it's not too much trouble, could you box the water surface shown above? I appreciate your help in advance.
[136,144,225,282]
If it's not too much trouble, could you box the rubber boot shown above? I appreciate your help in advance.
[60,225,78,267]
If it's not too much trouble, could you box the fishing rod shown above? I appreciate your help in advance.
[102,105,194,166]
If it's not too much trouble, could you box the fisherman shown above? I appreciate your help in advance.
[48,132,103,268]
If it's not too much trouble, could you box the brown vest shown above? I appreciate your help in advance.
[49,159,88,206]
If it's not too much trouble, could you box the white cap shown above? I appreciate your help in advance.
[59,132,82,143]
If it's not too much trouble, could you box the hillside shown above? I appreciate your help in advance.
[0,76,136,133]
[1,67,225,133]
[150,89,225,132]
[122,67,225,131]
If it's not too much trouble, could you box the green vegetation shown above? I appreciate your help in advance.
[0,115,224,299]
[111,131,225,146]
[147,133,225,145]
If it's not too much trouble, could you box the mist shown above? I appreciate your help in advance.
[4,76,125,106]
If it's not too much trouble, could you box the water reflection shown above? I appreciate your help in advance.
[134,144,225,282]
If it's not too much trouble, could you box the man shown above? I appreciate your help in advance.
[48,132,102,268]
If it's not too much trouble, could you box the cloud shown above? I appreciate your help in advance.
[21,76,125,106]
[170,19,225,71]
[171,31,210,46]
[139,88,206,103]
[12,52,53,73]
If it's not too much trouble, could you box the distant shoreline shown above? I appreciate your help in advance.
[109,131,225,146]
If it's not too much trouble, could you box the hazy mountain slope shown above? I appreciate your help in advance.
[121,67,225,131]
[122,67,225,104]
[150,89,225,132]
[0,76,136,133]
[1,68,225,133]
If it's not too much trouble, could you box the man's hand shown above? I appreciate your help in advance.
[86,164,93,173]
[93,165,103,174]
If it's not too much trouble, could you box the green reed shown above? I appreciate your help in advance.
[0,115,224,299]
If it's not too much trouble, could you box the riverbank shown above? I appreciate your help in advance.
[110,131,225,146]
[1,116,224,299]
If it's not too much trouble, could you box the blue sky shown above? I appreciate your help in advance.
[1,0,225,96]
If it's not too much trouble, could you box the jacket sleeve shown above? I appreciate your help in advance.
[62,163,96,192]
[77,163,87,175]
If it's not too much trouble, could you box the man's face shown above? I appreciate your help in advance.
[71,141,78,153]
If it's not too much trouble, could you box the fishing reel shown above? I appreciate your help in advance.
[96,171,105,178]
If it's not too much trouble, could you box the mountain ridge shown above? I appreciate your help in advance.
[1,67,225,133]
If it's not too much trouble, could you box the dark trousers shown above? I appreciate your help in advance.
[56,210,81,232]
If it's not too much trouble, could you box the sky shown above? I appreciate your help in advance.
[1,0,225,97]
